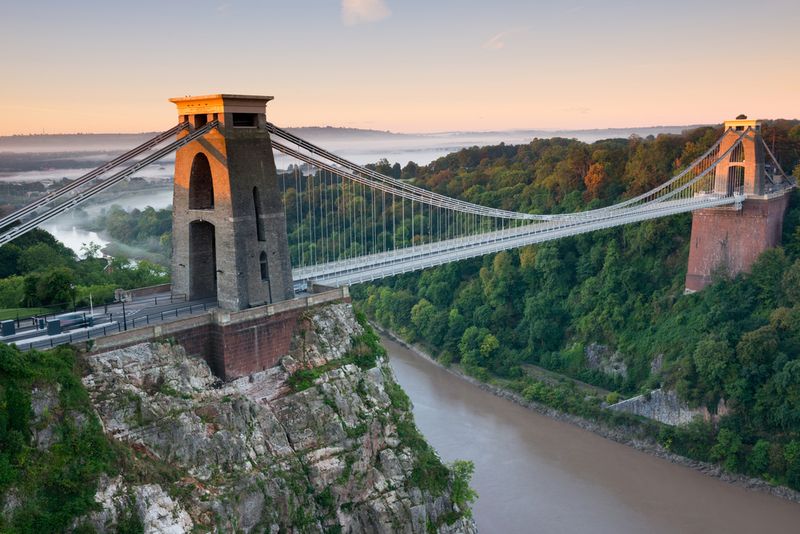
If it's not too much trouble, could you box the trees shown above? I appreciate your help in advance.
[782,259,800,305]
[762,360,800,431]
[691,337,734,408]
[23,268,75,307]
[17,243,73,273]
[749,248,789,309]
[785,440,800,488]
[0,277,24,308]
[351,122,800,485]
[583,162,609,201]
[410,298,448,346]
[709,428,742,472]
[0,244,21,278]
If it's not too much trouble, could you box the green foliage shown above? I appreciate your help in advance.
[115,504,145,534]
[385,380,411,412]
[85,205,173,262]
[287,321,384,392]
[449,460,477,518]
[314,487,335,513]
[0,344,115,533]
[287,368,318,392]
[0,226,169,316]
[0,276,25,308]
[354,121,800,490]
[0,307,50,321]
[395,416,449,495]
[23,267,75,307]
[748,439,771,476]
[785,440,800,488]
[709,428,742,472]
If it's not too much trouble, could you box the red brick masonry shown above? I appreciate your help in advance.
[686,194,790,292]
[89,288,350,381]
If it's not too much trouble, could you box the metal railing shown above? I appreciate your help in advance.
[11,299,212,352]
[4,292,188,328]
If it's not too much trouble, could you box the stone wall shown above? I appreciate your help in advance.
[608,388,727,426]
[114,283,173,302]
[686,193,790,292]
[209,307,304,379]
[89,287,350,381]
[170,95,294,310]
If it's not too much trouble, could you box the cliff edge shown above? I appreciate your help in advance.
[0,303,476,534]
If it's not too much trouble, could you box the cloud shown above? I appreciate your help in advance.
[341,0,391,26]
[482,28,526,50]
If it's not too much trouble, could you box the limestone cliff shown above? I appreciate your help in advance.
[1,303,476,533]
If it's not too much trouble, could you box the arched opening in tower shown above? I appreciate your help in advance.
[189,153,214,209]
[189,220,217,300]
[727,165,745,195]
[730,142,745,163]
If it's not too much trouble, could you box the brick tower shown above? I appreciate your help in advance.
[685,117,793,292]
[170,94,294,310]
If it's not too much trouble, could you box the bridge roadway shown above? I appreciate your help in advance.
[4,294,217,351]
[295,193,741,287]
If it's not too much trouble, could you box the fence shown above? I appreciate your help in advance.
[8,293,188,328]
[12,299,210,351]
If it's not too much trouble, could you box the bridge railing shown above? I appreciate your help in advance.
[10,299,212,352]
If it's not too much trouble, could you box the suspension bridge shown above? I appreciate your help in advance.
[0,95,794,303]
[1,94,794,376]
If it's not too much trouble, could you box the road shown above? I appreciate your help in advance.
[1,292,217,351]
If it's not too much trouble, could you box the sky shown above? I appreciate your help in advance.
[0,0,798,135]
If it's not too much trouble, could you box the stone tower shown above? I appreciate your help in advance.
[685,117,793,292]
[170,94,294,310]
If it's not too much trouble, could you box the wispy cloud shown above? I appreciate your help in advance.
[341,0,391,26]
[482,28,526,50]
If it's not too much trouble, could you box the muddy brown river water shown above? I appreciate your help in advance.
[384,335,800,533]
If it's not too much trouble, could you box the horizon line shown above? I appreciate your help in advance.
[0,121,727,139]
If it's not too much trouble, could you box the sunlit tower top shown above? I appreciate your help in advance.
[169,94,294,311]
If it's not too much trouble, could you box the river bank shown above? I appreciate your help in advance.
[376,325,800,505]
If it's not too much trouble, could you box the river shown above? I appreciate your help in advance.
[383,335,800,533]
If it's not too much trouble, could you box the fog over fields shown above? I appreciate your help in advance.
[0,124,699,178]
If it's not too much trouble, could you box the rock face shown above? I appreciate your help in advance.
[78,303,476,533]
[585,343,628,378]
[608,388,728,426]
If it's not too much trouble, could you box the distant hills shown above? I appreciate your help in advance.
[0,124,707,155]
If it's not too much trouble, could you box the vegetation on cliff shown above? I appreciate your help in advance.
[351,120,800,489]
[0,344,116,533]
[0,305,476,533]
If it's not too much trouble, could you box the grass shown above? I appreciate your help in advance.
[0,307,52,321]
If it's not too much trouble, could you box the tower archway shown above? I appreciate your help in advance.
[189,153,214,209]
[189,220,217,299]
